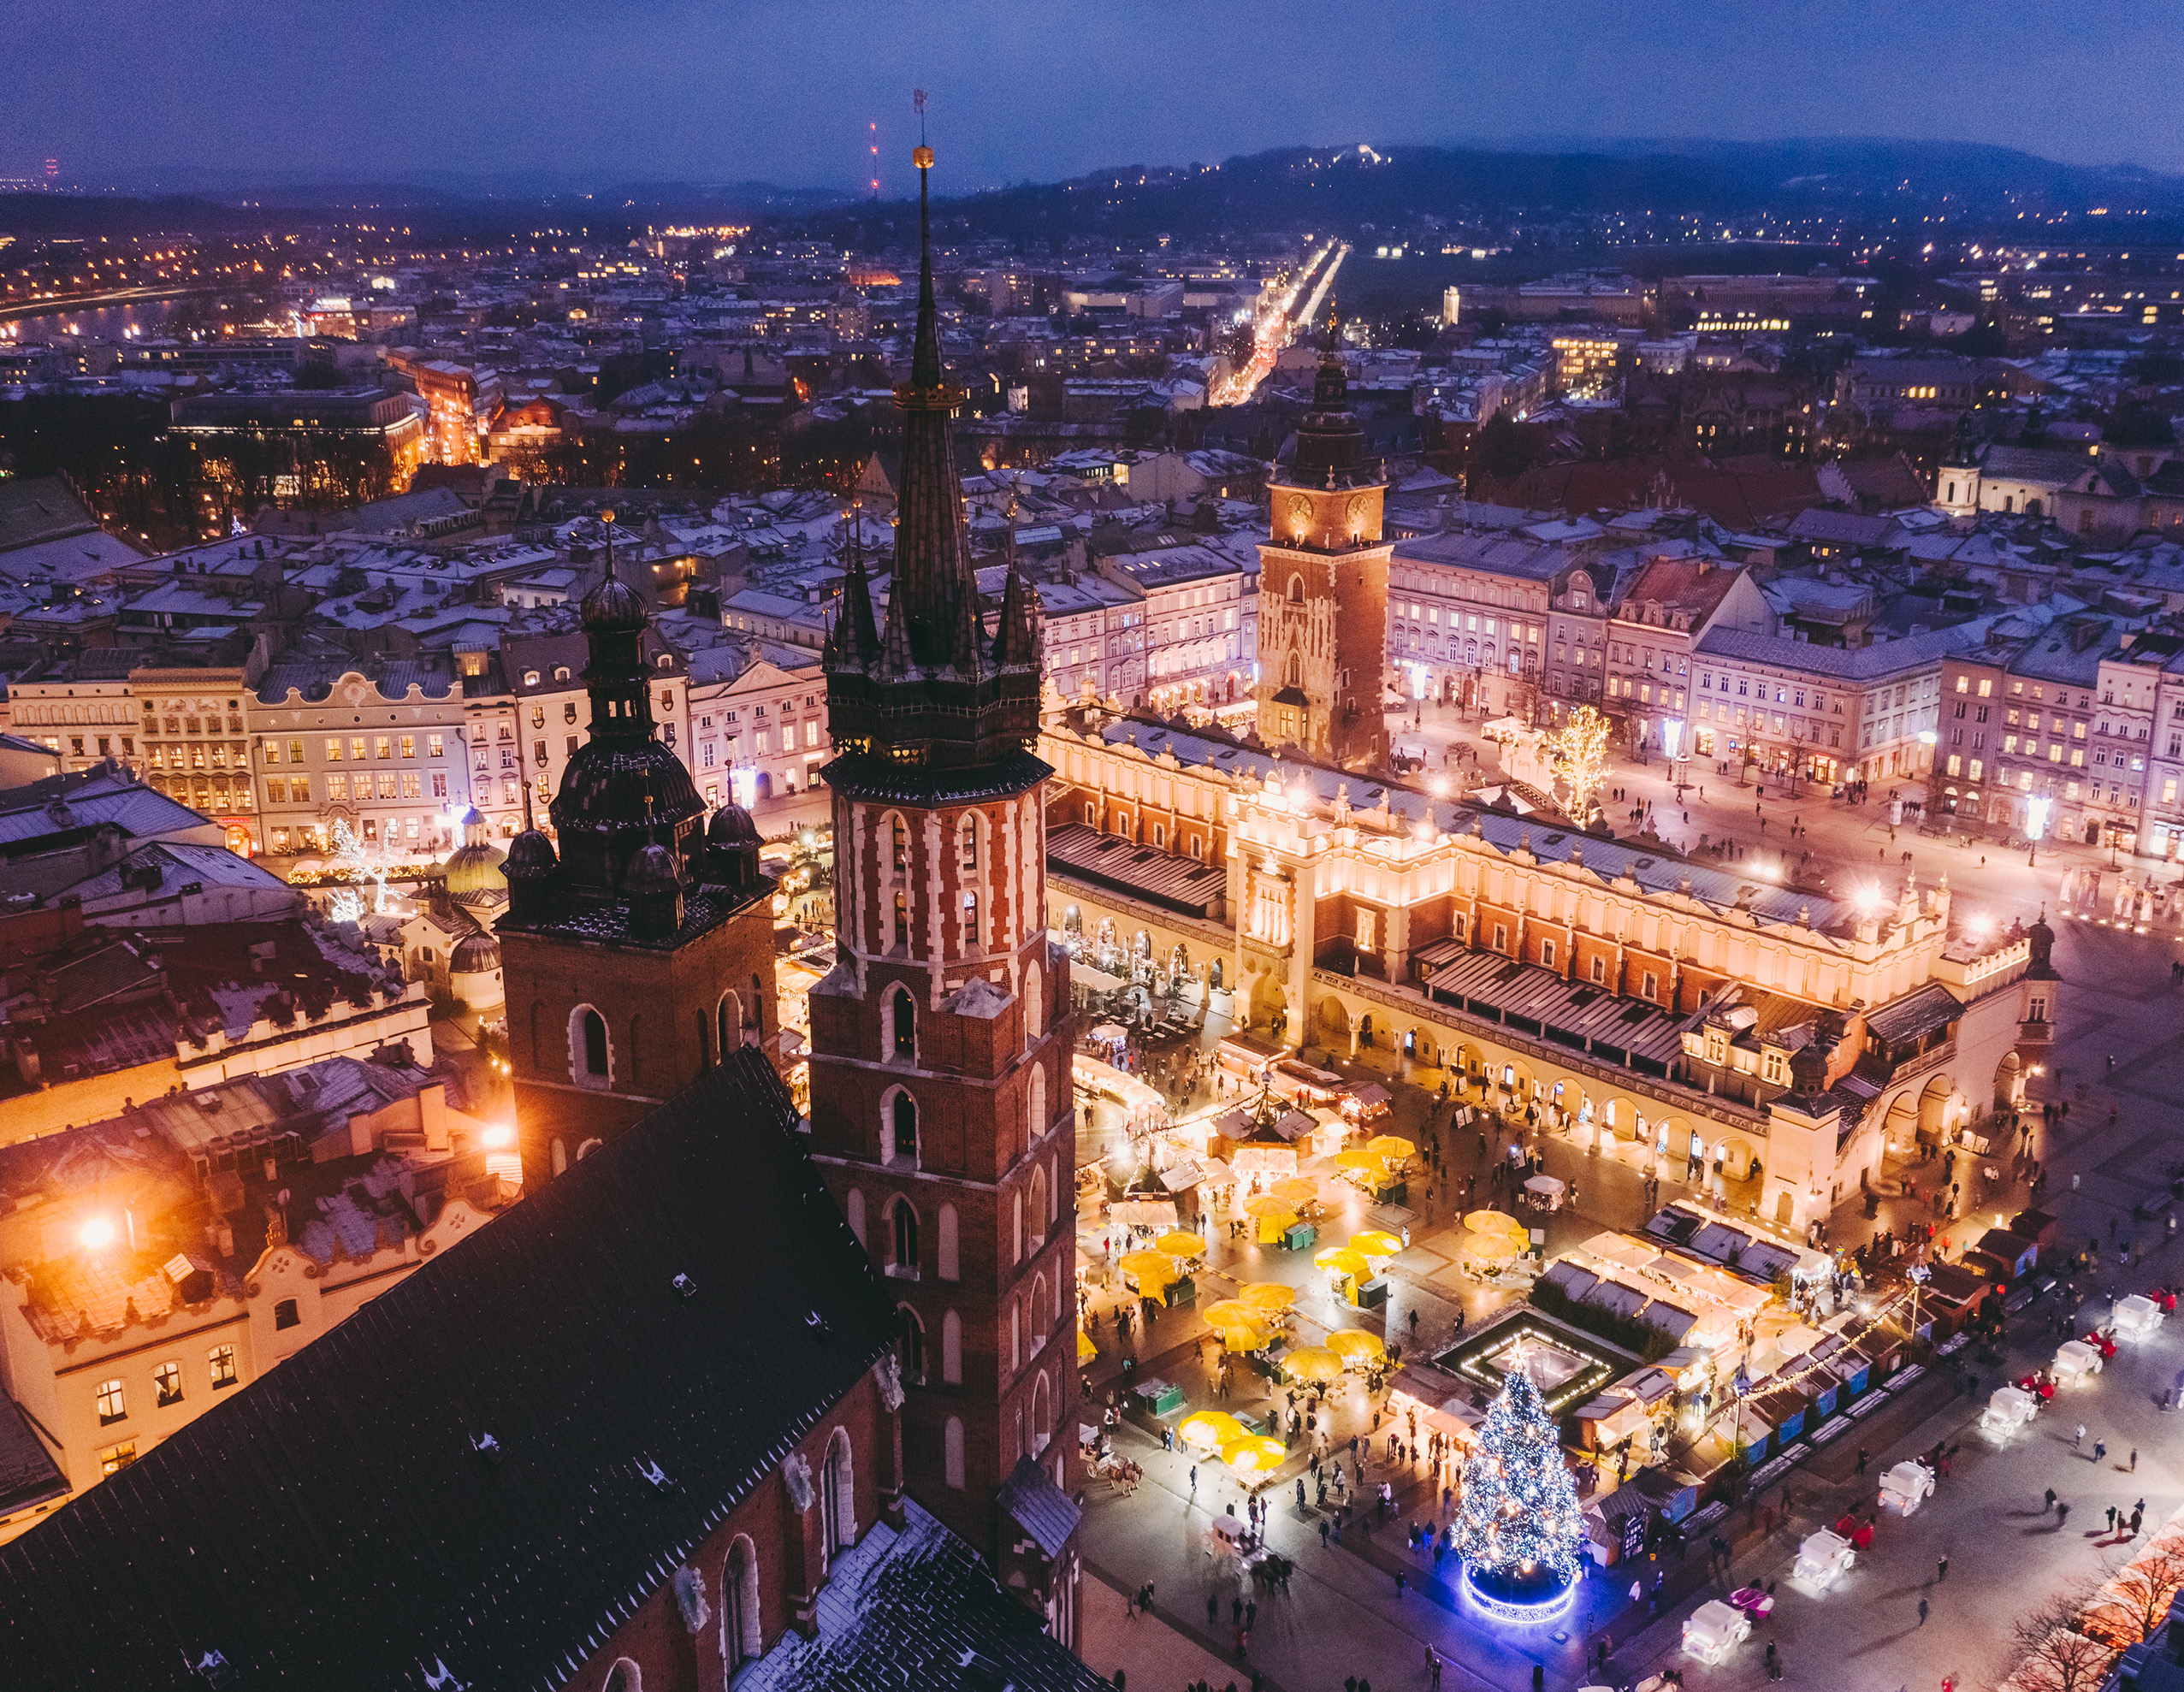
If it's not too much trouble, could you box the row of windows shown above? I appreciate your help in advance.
[95,1346,240,1423]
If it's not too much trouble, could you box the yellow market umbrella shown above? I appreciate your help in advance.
[1457,1235,1520,1269]
[1348,1229,1406,1259]
[1077,1328,1097,1362]
[1155,1230,1207,1259]
[1203,1299,1258,1328]
[1220,1434,1287,1476]
[1315,1246,1372,1281]
[1271,1176,1320,1208]
[1364,1134,1417,1164]
[1178,1410,1247,1451]
[1239,1281,1296,1312]
[1208,1313,1275,1351]
[1244,1193,1300,1220]
[1335,1149,1382,1174]
[1465,1208,1527,1237]
[1285,1346,1344,1383]
[1328,1328,1386,1366]
[1120,1251,1181,1299]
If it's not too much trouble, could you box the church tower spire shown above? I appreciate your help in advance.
[821,126,1041,771]
[808,104,1080,1640]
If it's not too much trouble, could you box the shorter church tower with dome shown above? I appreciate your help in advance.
[497,539,784,1191]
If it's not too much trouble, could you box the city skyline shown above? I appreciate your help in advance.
[5,1,2183,192]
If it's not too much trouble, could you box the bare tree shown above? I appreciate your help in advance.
[2090,1544,2184,1646]
[2011,1578,2105,1656]
[2009,1627,2120,1692]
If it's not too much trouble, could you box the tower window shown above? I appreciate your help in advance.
[1287,574,1304,603]
[893,890,909,945]
[961,814,978,869]
[891,988,916,1062]
[572,1006,609,1082]
[891,817,908,874]
[890,1091,919,1165]
[890,1198,920,1276]
[897,1305,926,1382]
[962,892,980,947]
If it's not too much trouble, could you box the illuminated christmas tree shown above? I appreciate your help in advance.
[1548,705,1610,827]
[1455,1372,1583,1618]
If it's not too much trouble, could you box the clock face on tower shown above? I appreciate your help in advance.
[1345,494,1370,531]
[1285,493,1313,531]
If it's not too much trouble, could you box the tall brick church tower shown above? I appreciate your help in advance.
[1256,328,1392,768]
[499,537,782,1191]
[807,139,1084,1646]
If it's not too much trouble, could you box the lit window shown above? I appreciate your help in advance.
[97,1378,127,1423]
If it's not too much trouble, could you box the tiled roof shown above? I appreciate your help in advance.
[1412,944,1690,1070]
[0,1400,66,1520]
[1392,529,1571,582]
[1089,719,1850,935]
[1863,980,1962,1045]
[0,764,211,847]
[997,1454,1082,1560]
[737,1500,1106,1692]
[1696,617,1996,682]
[1046,821,1225,919]
[0,1050,898,1692]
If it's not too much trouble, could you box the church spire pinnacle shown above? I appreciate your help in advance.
[876,97,977,677]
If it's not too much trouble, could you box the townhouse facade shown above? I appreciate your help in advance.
[249,658,512,859]
[1940,614,2132,843]
[1093,543,1254,713]
[683,639,829,808]
[1695,624,1952,790]
[1386,529,1569,714]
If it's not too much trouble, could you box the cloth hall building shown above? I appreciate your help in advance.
[1044,351,2052,1235]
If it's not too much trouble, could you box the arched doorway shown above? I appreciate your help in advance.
[1993,1051,2022,1116]
[1918,1074,1956,1145]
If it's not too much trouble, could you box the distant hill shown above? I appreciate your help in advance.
[1471,135,2184,212]
[9,137,2175,247]
[791,136,2184,248]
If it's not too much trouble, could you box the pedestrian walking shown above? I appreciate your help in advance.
[2045,1488,2057,1513]
[1937,1555,1949,1583]
[1919,1597,1930,1626]
[2132,1448,2140,1472]
[2096,1440,2108,1464]
[1856,1446,1870,1476]
[1207,1594,1219,1626]
[2059,1502,2072,1527]
[2076,1423,2086,1450]
[1189,1464,1198,1494]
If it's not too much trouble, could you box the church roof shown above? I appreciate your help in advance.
[737,1499,1104,1692]
[0,1051,897,1692]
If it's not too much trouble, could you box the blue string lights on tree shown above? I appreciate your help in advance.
[1455,1372,1584,1622]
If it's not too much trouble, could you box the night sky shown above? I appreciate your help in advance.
[8,0,2181,193]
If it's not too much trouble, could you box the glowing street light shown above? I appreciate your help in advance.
[80,1216,115,1251]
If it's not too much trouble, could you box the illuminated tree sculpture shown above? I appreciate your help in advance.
[1454,1373,1584,1620]
[1548,705,1611,826]
[328,817,392,918]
